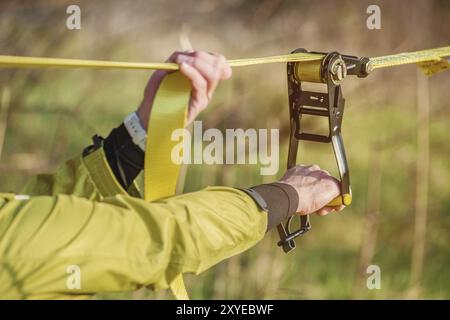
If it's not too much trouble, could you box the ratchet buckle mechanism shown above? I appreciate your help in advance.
[277,49,371,253]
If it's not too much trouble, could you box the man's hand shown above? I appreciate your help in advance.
[136,51,232,129]
[279,165,345,216]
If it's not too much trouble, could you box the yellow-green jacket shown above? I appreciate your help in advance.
[0,147,267,299]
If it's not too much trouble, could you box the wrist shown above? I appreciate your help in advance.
[245,182,299,231]
[137,70,168,130]
[124,111,147,151]
[136,107,148,130]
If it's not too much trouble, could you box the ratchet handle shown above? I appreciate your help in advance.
[327,193,352,206]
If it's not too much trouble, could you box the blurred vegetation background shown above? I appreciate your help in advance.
[0,0,449,299]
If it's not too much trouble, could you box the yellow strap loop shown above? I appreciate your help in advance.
[144,72,190,201]
[143,72,190,300]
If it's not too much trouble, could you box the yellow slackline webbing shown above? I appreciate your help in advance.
[0,45,449,300]
[0,52,322,70]
[0,46,449,73]
[370,46,450,70]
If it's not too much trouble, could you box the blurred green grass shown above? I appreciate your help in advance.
[0,0,449,299]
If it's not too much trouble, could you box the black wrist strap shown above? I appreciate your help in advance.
[237,188,269,212]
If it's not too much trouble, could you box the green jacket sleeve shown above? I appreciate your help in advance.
[20,147,140,199]
[1,148,267,299]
